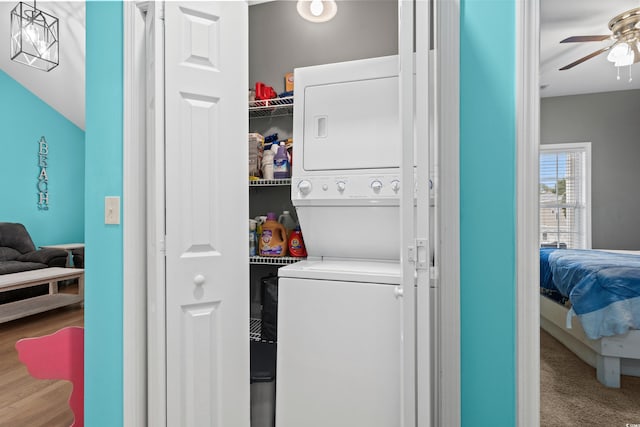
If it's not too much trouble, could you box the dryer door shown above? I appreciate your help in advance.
[302,76,400,171]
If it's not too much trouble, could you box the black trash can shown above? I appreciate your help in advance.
[250,340,276,427]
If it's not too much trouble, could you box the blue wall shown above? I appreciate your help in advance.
[85,2,123,425]
[460,0,516,425]
[0,70,84,247]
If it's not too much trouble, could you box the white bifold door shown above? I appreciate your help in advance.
[162,2,249,426]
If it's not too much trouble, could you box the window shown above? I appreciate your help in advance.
[539,142,591,249]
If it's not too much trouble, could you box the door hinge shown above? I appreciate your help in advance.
[408,238,429,271]
[159,236,166,255]
[416,238,429,270]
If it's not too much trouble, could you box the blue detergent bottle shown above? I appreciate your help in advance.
[273,142,290,179]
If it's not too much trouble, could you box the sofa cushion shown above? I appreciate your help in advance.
[0,223,36,254]
[0,247,21,261]
[0,260,48,275]
[17,248,68,266]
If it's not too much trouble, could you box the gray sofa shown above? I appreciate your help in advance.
[0,222,70,304]
[0,222,68,274]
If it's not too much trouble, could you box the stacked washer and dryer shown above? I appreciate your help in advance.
[276,56,404,427]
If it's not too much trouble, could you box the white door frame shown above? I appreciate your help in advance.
[435,0,461,425]
[123,2,150,426]
[121,1,472,425]
[516,0,540,425]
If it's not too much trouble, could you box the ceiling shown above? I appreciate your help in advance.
[0,1,85,129]
[0,0,638,130]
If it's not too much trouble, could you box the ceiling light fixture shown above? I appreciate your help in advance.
[10,1,59,72]
[606,41,638,82]
[607,42,634,67]
[297,0,338,23]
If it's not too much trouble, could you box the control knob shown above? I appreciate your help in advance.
[336,181,346,193]
[371,180,383,193]
[298,180,312,195]
[390,180,400,193]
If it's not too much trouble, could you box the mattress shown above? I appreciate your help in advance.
[540,248,640,339]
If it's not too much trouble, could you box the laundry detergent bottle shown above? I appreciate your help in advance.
[273,142,290,179]
[288,226,307,257]
[259,212,288,257]
[249,219,258,257]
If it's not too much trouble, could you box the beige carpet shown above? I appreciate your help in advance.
[541,329,640,426]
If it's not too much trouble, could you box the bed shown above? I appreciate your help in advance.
[539,248,640,388]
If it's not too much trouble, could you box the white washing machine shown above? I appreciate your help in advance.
[276,56,405,426]
[276,260,401,427]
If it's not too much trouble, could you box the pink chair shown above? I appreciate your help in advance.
[15,326,84,427]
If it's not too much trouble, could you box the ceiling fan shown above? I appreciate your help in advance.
[559,7,640,70]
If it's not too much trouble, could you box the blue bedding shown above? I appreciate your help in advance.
[540,248,640,339]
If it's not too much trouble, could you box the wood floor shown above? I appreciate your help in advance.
[0,292,83,427]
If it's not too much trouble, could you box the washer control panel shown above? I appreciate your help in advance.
[293,174,401,202]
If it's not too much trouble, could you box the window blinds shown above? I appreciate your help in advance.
[539,148,587,249]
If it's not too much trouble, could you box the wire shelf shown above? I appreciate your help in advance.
[249,96,294,119]
[250,256,304,265]
[250,317,277,343]
[250,317,262,341]
[249,178,291,187]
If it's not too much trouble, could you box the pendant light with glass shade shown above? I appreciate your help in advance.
[297,0,338,23]
[10,1,59,72]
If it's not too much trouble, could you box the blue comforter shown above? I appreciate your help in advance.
[540,248,640,339]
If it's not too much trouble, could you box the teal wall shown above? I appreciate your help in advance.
[85,2,123,426]
[460,0,516,426]
[0,70,84,247]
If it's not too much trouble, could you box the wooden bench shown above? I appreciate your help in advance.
[0,267,84,324]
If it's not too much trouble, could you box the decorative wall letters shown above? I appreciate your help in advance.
[37,136,49,210]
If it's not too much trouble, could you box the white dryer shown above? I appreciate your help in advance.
[290,55,401,261]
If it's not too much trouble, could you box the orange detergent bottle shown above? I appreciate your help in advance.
[259,212,288,257]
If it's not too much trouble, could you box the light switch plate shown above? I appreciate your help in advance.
[105,196,121,225]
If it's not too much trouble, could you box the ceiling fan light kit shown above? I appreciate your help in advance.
[558,6,640,82]
[10,1,59,72]
[607,42,635,67]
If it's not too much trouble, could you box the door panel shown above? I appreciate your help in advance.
[164,2,249,426]
[276,278,401,427]
[176,92,221,256]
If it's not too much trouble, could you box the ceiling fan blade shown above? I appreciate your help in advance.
[559,46,612,70]
[560,35,611,43]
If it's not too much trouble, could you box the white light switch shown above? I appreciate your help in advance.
[105,196,121,225]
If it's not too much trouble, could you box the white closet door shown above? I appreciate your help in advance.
[164,2,249,426]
